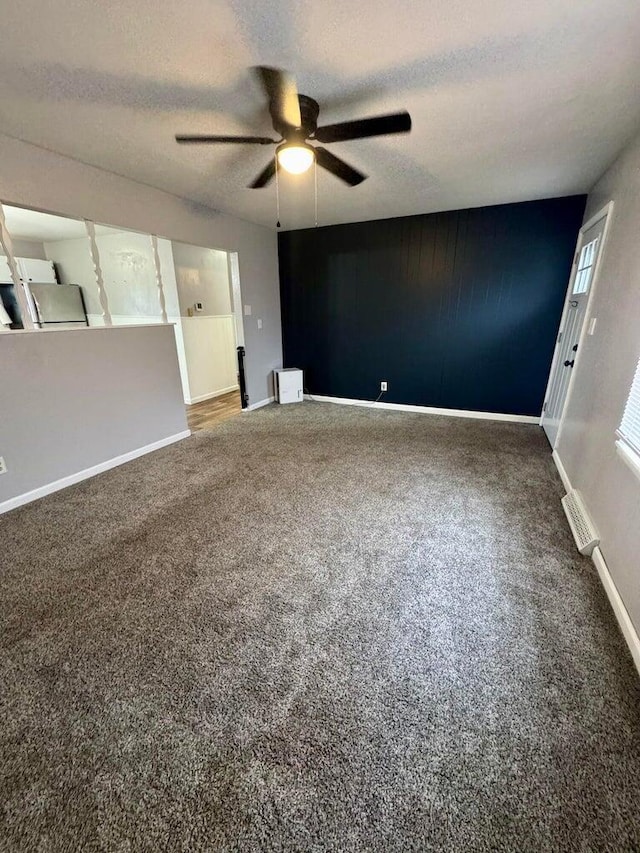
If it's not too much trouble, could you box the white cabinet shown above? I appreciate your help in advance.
[0,257,57,283]
[17,258,57,283]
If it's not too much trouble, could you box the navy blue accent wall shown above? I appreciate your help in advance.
[278,196,586,416]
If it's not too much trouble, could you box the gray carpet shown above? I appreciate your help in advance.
[1,402,639,852]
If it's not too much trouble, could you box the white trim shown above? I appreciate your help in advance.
[615,438,640,483]
[85,219,112,326]
[0,430,191,515]
[11,322,168,334]
[592,546,640,677]
[179,313,236,320]
[304,394,539,423]
[551,450,640,679]
[542,201,614,447]
[244,396,275,412]
[150,233,168,324]
[0,201,35,329]
[186,385,239,405]
[552,449,573,493]
[227,253,245,348]
[581,203,614,234]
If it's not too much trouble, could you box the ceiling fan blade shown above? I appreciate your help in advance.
[314,147,367,186]
[253,66,302,130]
[314,111,411,143]
[176,134,276,144]
[249,157,276,189]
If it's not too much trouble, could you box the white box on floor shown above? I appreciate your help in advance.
[274,368,303,404]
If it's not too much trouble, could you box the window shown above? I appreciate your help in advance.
[573,236,599,295]
[616,355,640,480]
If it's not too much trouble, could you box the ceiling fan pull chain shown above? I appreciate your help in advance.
[314,157,318,228]
[275,155,281,228]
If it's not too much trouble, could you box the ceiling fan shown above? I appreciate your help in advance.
[176,66,412,188]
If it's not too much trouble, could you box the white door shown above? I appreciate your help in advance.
[541,210,609,446]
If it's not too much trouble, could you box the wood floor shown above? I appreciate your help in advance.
[186,390,242,431]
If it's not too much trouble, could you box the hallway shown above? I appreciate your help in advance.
[186,390,242,432]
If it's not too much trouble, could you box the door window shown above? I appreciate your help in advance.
[573,237,599,295]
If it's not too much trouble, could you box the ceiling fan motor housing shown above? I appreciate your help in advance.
[275,94,319,139]
[298,95,320,136]
[175,67,411,188]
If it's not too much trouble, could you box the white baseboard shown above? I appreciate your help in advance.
[244,396,275,412]
[592,547,640,677]
[0,430,191,515]
[552,450,640,678]
[552,449,573,493]
[304,394,539,424]
[186,385,239,405]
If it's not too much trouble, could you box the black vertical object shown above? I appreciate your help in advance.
[278,195,587,417]
[0,283,24,329]
[237,345,249,409]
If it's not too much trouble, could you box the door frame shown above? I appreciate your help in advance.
[226,251,245,349]
[540,200,614,448]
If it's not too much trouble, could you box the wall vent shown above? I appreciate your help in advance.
[561,490,599,556]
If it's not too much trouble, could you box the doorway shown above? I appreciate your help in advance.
[541,203,612,447]
[167,241,243,411]
[186,391,242,431]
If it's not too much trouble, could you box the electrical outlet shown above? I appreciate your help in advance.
[380,381,388,392]
[0,456,7,475]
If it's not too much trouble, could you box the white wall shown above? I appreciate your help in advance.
[154,237,192,400]
[95,229,162,322]
[0,133,282,405]
[555,129,640,633]
[180,316,237,403]
[43,235,101,315]
[0,325,188,510]
[169,241,239,403]
[171,241,231,317]
[2,239,46,259]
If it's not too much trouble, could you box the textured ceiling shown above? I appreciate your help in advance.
[0,0,639,230]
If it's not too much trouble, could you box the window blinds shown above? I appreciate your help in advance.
[619,356,640,456]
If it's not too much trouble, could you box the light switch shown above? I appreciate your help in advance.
[244,304,252,316]
[588,317,597,336]
[257,318,263,329]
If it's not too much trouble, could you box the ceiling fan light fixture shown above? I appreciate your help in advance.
[277,143,315,175]
[176,67,411,188]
